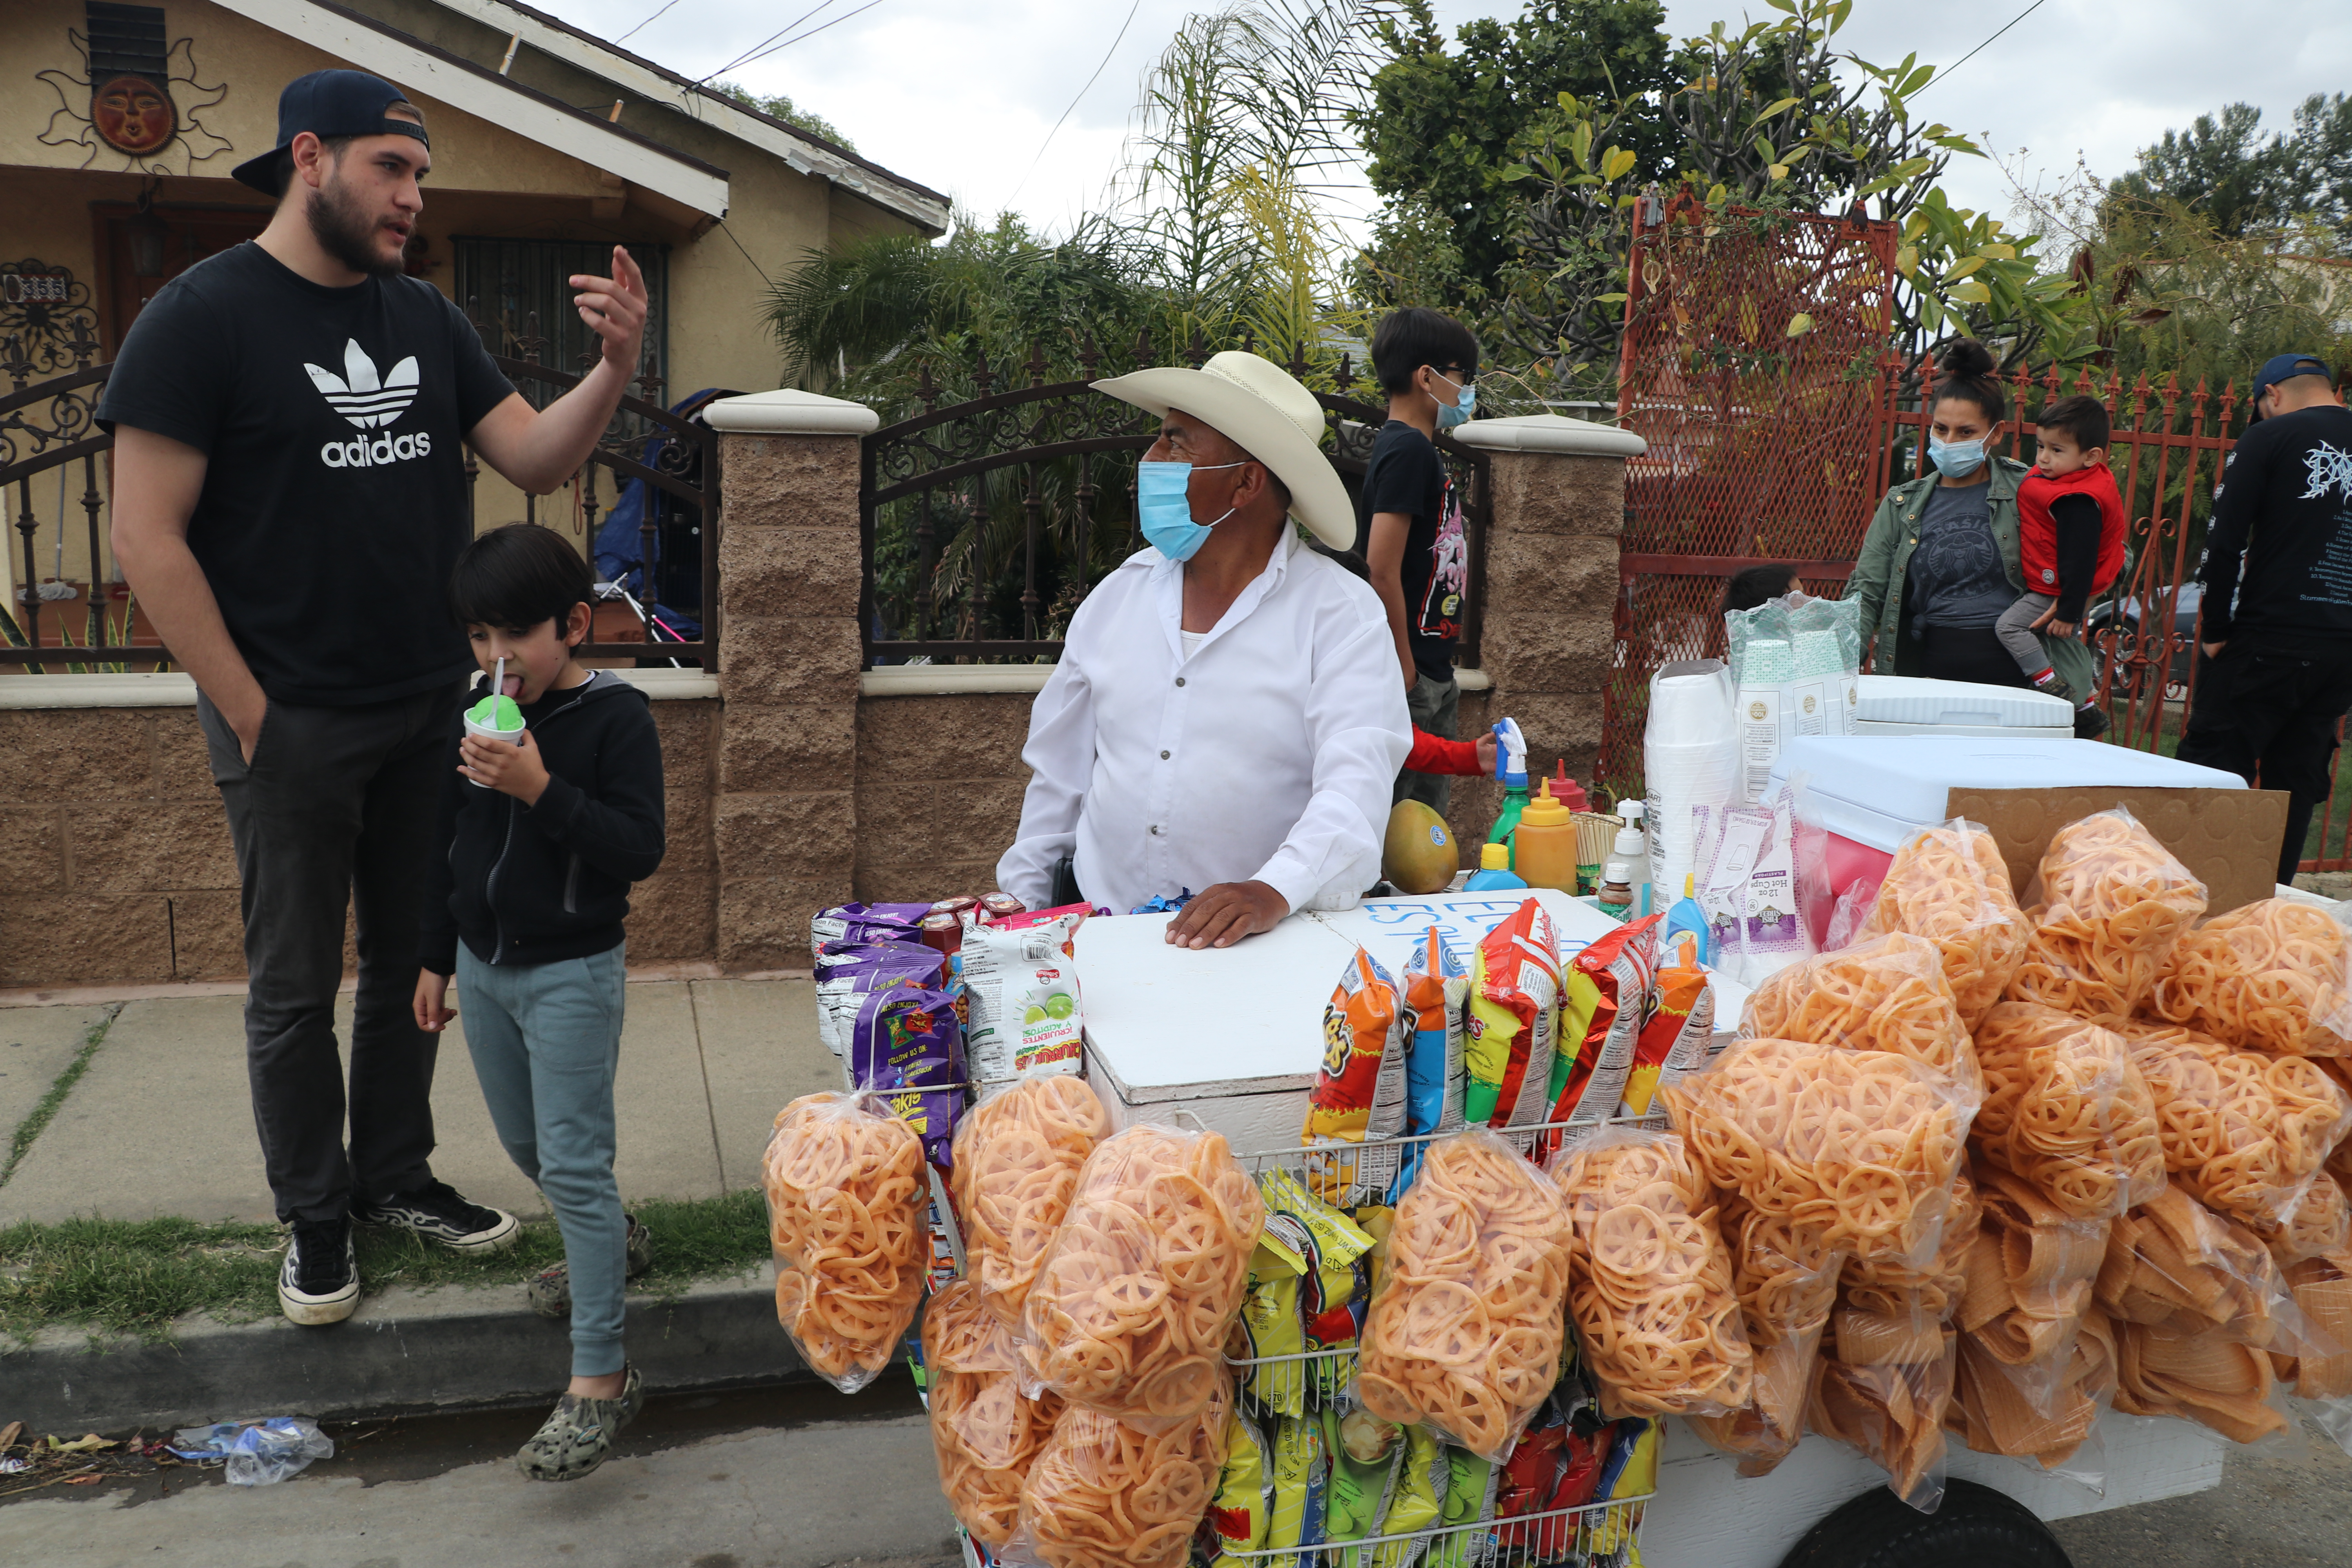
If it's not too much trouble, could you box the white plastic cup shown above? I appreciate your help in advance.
[462,714,524,788]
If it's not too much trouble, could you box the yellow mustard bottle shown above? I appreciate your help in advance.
[1511,779,1579,893]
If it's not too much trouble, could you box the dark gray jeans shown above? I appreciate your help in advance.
[1395,671,1461,814]
[198,684,460,1224]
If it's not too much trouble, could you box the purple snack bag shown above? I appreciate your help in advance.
[849,985,964,1167]
[815,942,949,1060]
[811,902,935,950]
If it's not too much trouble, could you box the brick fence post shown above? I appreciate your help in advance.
[704,390,879,970]
[1451,416,1647,801]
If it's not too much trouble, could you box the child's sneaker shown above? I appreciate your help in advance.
[527,1214,653,1318]
[279,1216,361,1325]
[2035,673,2078,705]
[517,1365,642,1482]
[2073,702,2111,739]
[354,1179,520,1252]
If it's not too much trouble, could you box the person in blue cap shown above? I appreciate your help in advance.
[2180,353,2352,883]
[100,69,650,1342]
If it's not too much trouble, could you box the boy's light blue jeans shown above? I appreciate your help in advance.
[456,943,628,1377]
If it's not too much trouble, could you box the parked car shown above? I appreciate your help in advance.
[2085,583,2202,693]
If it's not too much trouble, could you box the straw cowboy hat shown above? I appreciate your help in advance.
[1093,351,1355,550]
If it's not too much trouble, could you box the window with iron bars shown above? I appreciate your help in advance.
[452,238,668,419]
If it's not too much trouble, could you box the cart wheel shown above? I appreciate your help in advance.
[1773,1478,2072,1568]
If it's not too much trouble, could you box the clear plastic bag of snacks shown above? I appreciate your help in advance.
[1971,1001,2167,1221]
[1857,818,2030,1030]
[951,1075,1112,1329]
[1022,1124,1264,1430]
[762,1092,930,1392]
[924,1278,1063,1548]
[1559,1127,1753,1419]
[2005,808,2207,1024]
[1739,931,1975,1082]
[2151,897,2352,1056]
[1005,1375,1232,1568]
[1356,1129,1573,1462]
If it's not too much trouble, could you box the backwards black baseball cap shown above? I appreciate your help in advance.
[230,69,430,194]
[2250,353,2334,419]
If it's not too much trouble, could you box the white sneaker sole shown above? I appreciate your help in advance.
[279,1278,361,1326]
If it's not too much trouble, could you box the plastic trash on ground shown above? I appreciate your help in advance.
[169,1417,334,1485]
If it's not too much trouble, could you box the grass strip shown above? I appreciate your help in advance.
[0,1187,772,1344]
[0,1004,123,1191]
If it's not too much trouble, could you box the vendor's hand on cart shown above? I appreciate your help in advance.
[1165,880,1289,949]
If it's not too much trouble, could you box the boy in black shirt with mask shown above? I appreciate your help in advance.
[103,69,652,1325]
[1356,308,1478,811]
[2180,354,2352,882]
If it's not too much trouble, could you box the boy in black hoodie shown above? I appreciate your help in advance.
[412,524,665,1481]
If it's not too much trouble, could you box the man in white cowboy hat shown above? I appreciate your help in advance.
[997,351,1412,948]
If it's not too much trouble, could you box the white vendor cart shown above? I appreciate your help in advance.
[1068,891,2227,1568]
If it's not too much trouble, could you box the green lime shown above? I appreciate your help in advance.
[1023,1005,1049,1024]
[1044,992,1076,1020]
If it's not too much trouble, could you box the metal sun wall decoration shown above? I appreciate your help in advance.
[37,3,231,174]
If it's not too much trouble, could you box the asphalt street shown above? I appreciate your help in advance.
[4,1383,2349,1568]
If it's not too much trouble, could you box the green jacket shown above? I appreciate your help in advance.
[1842,456,2096,696]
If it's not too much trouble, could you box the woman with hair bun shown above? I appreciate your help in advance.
[1843,339,2102,733]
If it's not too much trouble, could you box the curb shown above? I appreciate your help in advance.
[1,1271,810,1434]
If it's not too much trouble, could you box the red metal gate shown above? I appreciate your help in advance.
[1605,191,1900,793]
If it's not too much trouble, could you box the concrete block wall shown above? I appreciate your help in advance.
[0,403,1635,988]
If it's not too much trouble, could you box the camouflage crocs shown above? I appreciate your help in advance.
[526,1214,653,1319]
[516,1365,642,1482]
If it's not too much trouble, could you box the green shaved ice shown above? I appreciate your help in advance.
[468,694,524,730]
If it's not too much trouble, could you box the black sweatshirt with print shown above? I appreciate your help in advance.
[419,670,666,973]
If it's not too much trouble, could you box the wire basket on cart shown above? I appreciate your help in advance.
[916,1118,1658,1568]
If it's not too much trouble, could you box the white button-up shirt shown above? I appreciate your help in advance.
[998,530,1413,917]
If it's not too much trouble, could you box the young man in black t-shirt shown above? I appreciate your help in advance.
[1354,308,1478,811]
[102,70,652,1326]
[2180,353,2352,883]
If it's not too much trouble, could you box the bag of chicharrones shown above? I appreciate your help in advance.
[1738,931,1976,1084]
[1858,818,2031,1031]
[2004,808,2207,1025]
[763,1092,930,1392]
[1355,1127,1574,1462]
[924,1277,1064,1550]
[951,1074,1114,1330]
[1021,1123,1265,1431]
[1970,1001,2168,1222]
[1004,1370,1232,1568]
[2151,897,2352,1057]
[1558,1126,1754,1421]
[1684,1193,1845,1475]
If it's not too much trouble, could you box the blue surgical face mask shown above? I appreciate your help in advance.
[1433,370,1477,430]
[1137,459,1245,563]
[1929,434,1987,479]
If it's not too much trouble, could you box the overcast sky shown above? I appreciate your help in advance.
[550,0,2352,249]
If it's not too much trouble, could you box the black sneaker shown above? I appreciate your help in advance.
[2073,702,2111,739]
[279,1216,360,1326]
[2039,675,2078,705]
[527,1214,654,1319]
[354,1179,520,1253]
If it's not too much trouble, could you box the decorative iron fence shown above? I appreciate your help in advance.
[858,335,1489,668]
[1604,192,1901,790]
[0,312,715,671]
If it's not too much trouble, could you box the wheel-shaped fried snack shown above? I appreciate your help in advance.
[952,1075,1112,1328]
[1014,1378,1230,1568]
[1972,1002,2166,1221]
[763,1092,930,1392]
[1860,819,2030,1030]
[925,1279,1063,1548]
[2004,809,2205,1024]
[2151,897,2352,1056]
[1740,932,1976,1083]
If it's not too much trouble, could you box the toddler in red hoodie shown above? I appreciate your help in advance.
[2002,395,2127,703]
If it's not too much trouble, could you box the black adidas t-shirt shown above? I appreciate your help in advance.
[99,243,515,706]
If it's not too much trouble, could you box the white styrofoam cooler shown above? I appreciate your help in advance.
[1852,674,2073,737]
[1071,889,1749,1151]
[1768,734,2248,854]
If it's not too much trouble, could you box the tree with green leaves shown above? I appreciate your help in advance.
[1353,0,1675,301]
[2105,94,2351,246]
[711,79,856,152]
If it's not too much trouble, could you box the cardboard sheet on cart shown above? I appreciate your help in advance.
[1072,889,1750,1149]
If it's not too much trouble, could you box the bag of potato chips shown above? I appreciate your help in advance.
[1305,948,1410,1200]
[1464,901,1563,1129]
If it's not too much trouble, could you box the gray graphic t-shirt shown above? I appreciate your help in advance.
[1908,481,2014,628]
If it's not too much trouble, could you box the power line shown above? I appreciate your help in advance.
[1009,0,1145,207]
[722,0,888,76]
[1918,0,2049,93]
[694,0,844,84]
[613,0,682,45]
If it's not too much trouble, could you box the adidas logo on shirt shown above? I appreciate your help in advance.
[307,340,432,467]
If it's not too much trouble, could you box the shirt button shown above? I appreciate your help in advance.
[1175,676,1186,687]
[1160,750,1171,760]
[1150,824,1162,835]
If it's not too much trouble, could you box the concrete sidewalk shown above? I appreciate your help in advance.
[0,974,835,1227]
